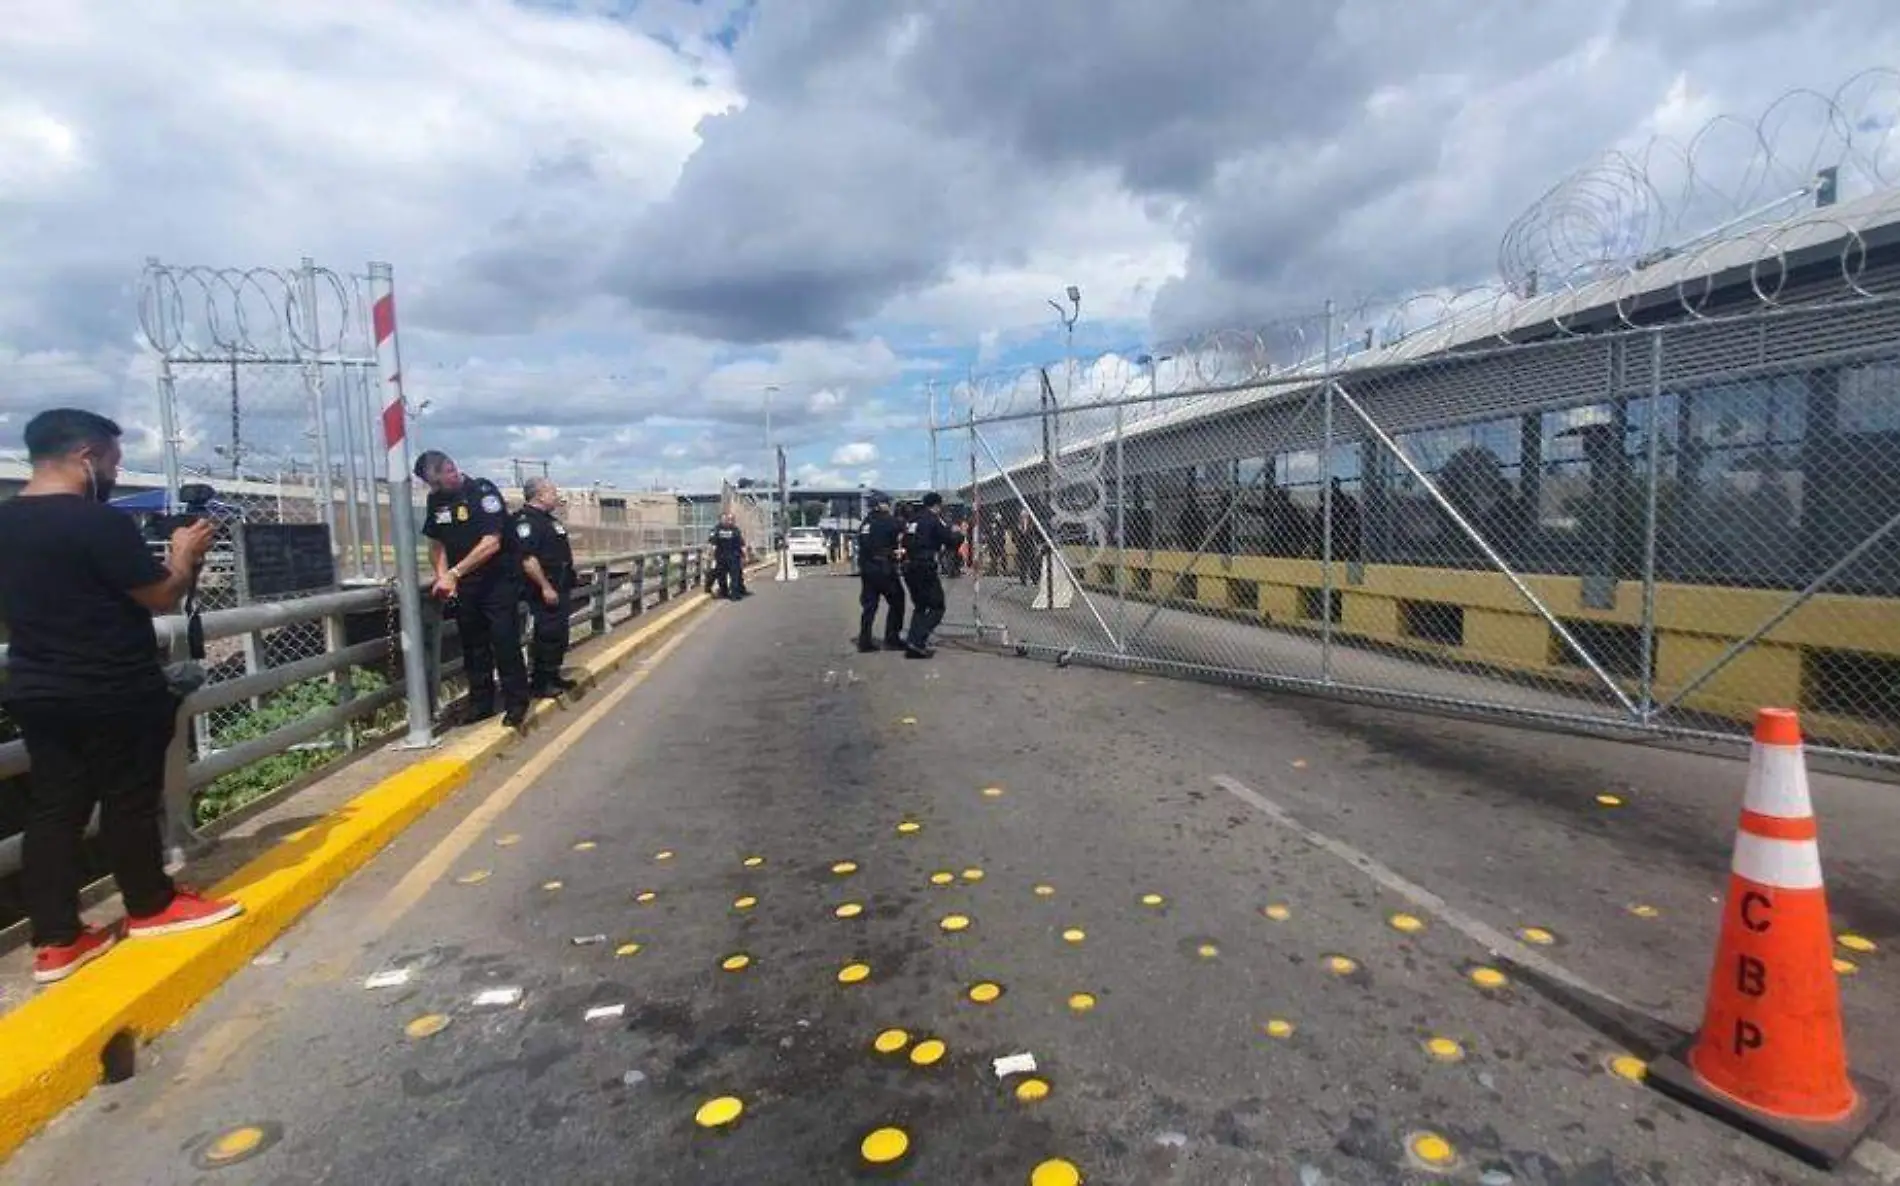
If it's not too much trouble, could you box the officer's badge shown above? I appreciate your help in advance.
[516,522,532,538]
[553,524,567,536]
[434,509,452,525]
[481,494,503,513]
[455,505,469,522]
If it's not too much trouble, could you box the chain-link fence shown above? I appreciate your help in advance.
[943,224,1900,767]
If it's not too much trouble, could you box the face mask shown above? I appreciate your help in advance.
[85,459,115,503]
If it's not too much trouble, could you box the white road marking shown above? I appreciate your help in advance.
[1210,773,1627,1008]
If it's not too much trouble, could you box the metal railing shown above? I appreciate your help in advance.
[0,547,711,879]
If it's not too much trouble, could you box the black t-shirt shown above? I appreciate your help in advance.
[422,477,513,585]
[709,526,745,558]
[513,506,573,574]
[0,493,169,705]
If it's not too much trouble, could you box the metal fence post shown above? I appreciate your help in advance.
[658,553,671,603]
[1114,402,1127,652]
[300,259,341,573]
[327,608,359,751]
[1320,298,1336,685]
[368,261,435,748]
[633,555,647,616]
[160,628,202,868]
[1639,329,1664,721]
[592,562,610,636]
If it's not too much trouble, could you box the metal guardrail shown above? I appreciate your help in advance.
[0,546,712,879]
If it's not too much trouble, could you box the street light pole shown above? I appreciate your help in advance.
[1032,286,1081,611]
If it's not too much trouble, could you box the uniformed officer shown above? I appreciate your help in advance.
[900,492,963,659]
[854,490,905,653]
[514,476,576,698]
[417,450,530,728]
[708,511,749,599]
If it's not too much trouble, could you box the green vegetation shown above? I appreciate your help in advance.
[194,669,405,826]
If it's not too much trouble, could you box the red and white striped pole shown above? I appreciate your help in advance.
[367,261,436,747]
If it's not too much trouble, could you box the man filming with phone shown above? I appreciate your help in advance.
[0,409,243,986]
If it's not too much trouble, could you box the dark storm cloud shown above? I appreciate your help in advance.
[585,0,1900,346]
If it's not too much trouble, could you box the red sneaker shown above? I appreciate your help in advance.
[33,925,118,984]
[125,888,243,938]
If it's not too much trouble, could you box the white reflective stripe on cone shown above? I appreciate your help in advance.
[1742,745,1814,820]
[1732,831,1825,890]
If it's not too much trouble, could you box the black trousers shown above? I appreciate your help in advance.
[525,574,571,687]
[456,575,529,715]
[858,566,905,642]
[11,696,177,947]
[712,553,745,597]
[903,566,946,647]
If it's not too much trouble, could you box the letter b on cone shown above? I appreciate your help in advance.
[1648,709,1889,1168]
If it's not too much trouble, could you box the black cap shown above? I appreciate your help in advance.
[868,489,891,506]
[921,492,943,508]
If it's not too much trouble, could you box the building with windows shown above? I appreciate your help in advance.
[963,187,1900,757]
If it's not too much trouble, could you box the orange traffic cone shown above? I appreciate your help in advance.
[1648,708,1889,1168]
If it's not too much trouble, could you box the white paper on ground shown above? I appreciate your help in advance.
[992,1052,1038,1078]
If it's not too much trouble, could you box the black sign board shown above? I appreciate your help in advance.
[238,523,337,599]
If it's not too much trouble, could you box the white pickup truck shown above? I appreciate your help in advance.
[785,527,830,566]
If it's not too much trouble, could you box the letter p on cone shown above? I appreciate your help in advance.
[1648,708,1890,1168]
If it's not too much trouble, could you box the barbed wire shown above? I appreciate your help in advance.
[946,70,1900,429]
[1500,69,1900,297]
[139,262,378,362]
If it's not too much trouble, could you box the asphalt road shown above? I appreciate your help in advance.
[6,573,1898,1185]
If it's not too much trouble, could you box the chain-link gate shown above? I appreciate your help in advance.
[943,230,1900,767]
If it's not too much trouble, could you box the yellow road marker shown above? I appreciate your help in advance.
[1596,793,1624,807]
[1520,926,1556,946]
[1015,1078,1050,1102]
[1196,943,1219,959]
[1030,1158,1082,1186]
[909,1038,946,1066]
[573,840,597,852]
[202,1126,267,1165]
[1324,955,1358,976]
[1388,913,1424,934]
[929,871,955,886]
[615,943,642,958]
[1608,1054,1648,1083]
[832,861,859,875]
[941,914,972,933]
[839,962,871,984]
[695,1096,743,1128]
[733,896,758,911]
[835,902,864,919]
[1264,1019,1294,1039]
[861,1127,910,1164]
[635,891,657,904]
[897,821,922,835]
[721,954,751,972]
[1262,904,1291,921]
[405,1014,451,1040]
[1424,1037,1464,1062]
[1068,993,1096,1013]
[968,982,1003,1004]
[1141,893,1165,907]
[655,849,675,861]
[742,855,764,868]
[1061,928,1085,944]
[1839,932,1877,953]
[1034,884,1055,897]
[1468,966,1508,990]
[962,867,984,882]
[874,1029,911,1054]
[1407,1132,1456,1169]
[541,879,563,892]
[982,786,1005,798]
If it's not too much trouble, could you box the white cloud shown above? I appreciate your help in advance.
[831,441,878,466]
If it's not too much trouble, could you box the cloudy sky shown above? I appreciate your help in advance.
[3,0,1898,494]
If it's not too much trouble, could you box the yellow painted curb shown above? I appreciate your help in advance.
[0,589,724,1161]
